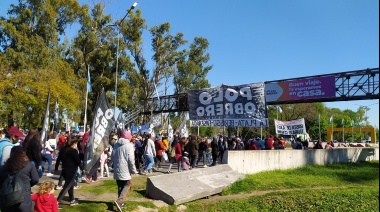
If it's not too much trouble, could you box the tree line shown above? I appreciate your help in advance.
[0,1,377,141]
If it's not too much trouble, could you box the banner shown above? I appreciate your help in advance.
[188,83,268,127]
[265,76,335,102]
[151,114,162,128]
[177,118,188,138]
[53,98,59,131]
[116,112,125,130]
[275,118,306,135]
[84,88,115,171]
[41,92,50,145]
[131,124,139,134]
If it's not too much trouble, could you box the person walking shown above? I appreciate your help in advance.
[186,135,199,169]
[154,135,165,171]
[24,128,43,178]
[112,130,137,212]
[55,135,83,207]
[166,136,182,173]
[41,132,57,176]
[143,133,156,175]
[211,136,219,166]
[196,137,208,167]
[0,146,39,212]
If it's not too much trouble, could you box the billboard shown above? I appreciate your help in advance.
[265,76,336,102]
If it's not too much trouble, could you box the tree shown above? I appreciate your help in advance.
[0,0,81,128]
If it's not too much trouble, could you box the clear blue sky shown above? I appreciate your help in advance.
[1,0,379,127]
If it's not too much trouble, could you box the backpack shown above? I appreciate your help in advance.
[0,172,24,207]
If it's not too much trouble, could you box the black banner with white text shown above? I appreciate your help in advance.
[188,83,268,127]
[84,89,115,171]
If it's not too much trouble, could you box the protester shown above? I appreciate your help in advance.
[180,151,190,171]
[166,136,182,173]
[253,137,262,150]
[99,146,110,178]
[31,181,58,212]
[274,138,285,149]
[134,136,144,174]
[154,135,165,171]
[313,140,324,149]
[196,137,208,167]
[186,135,199,169]
[143,133,156,175]
[265,134,274,150]
[293,137,304,150]
[111,129,137,212]
[55,135,83,206]
[217,135,226,163]
[325,141,333,149]
[24,128,43,178]
[0,146,39,211]
[0,127,25,167]
[41,132,57,176]
[211,136,219,166]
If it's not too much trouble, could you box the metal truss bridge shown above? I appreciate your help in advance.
[140,67,379,115]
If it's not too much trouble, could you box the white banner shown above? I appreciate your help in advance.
[275,118,306,135]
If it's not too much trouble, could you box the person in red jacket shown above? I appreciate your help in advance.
[31,181,58,212]
[265,134,274,150]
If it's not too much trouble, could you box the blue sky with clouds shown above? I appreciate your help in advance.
[1,0,379,127]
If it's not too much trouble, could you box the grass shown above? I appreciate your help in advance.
[79,176,148,198]
[222,161,379,195]
[60,161,379,211]
[184,187,379,212]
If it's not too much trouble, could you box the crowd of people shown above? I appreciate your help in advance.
[0,125,338,212]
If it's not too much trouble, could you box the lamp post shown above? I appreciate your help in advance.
[113,2,138,119]
[355,102,378,142]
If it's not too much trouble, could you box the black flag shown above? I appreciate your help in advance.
[84,88,115,171]
[116,112,125,130]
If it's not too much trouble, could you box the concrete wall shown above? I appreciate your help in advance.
[224,147,379,174]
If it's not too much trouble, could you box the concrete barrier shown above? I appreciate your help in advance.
[224,147,379,174]
[146,164,245,205]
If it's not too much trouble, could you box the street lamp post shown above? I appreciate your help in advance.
[113,2,138,119]
[355,102,378,143]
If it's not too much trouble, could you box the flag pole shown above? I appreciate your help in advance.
[342,119,345,143]
[318,114,321,141]
[351,122,353,143]
[84,65,90,132]
[332,116,334,141]
[276,105,278,120]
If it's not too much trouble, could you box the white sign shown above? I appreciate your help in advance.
[275,118,306,135]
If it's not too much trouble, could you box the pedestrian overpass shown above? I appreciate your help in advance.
[141,67,379,114]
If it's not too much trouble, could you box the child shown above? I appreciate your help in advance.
[31,181,58,212]
[99,146,110,178]
[180,152,190,171]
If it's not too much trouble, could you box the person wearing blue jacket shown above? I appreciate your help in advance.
[0,126,25,167]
